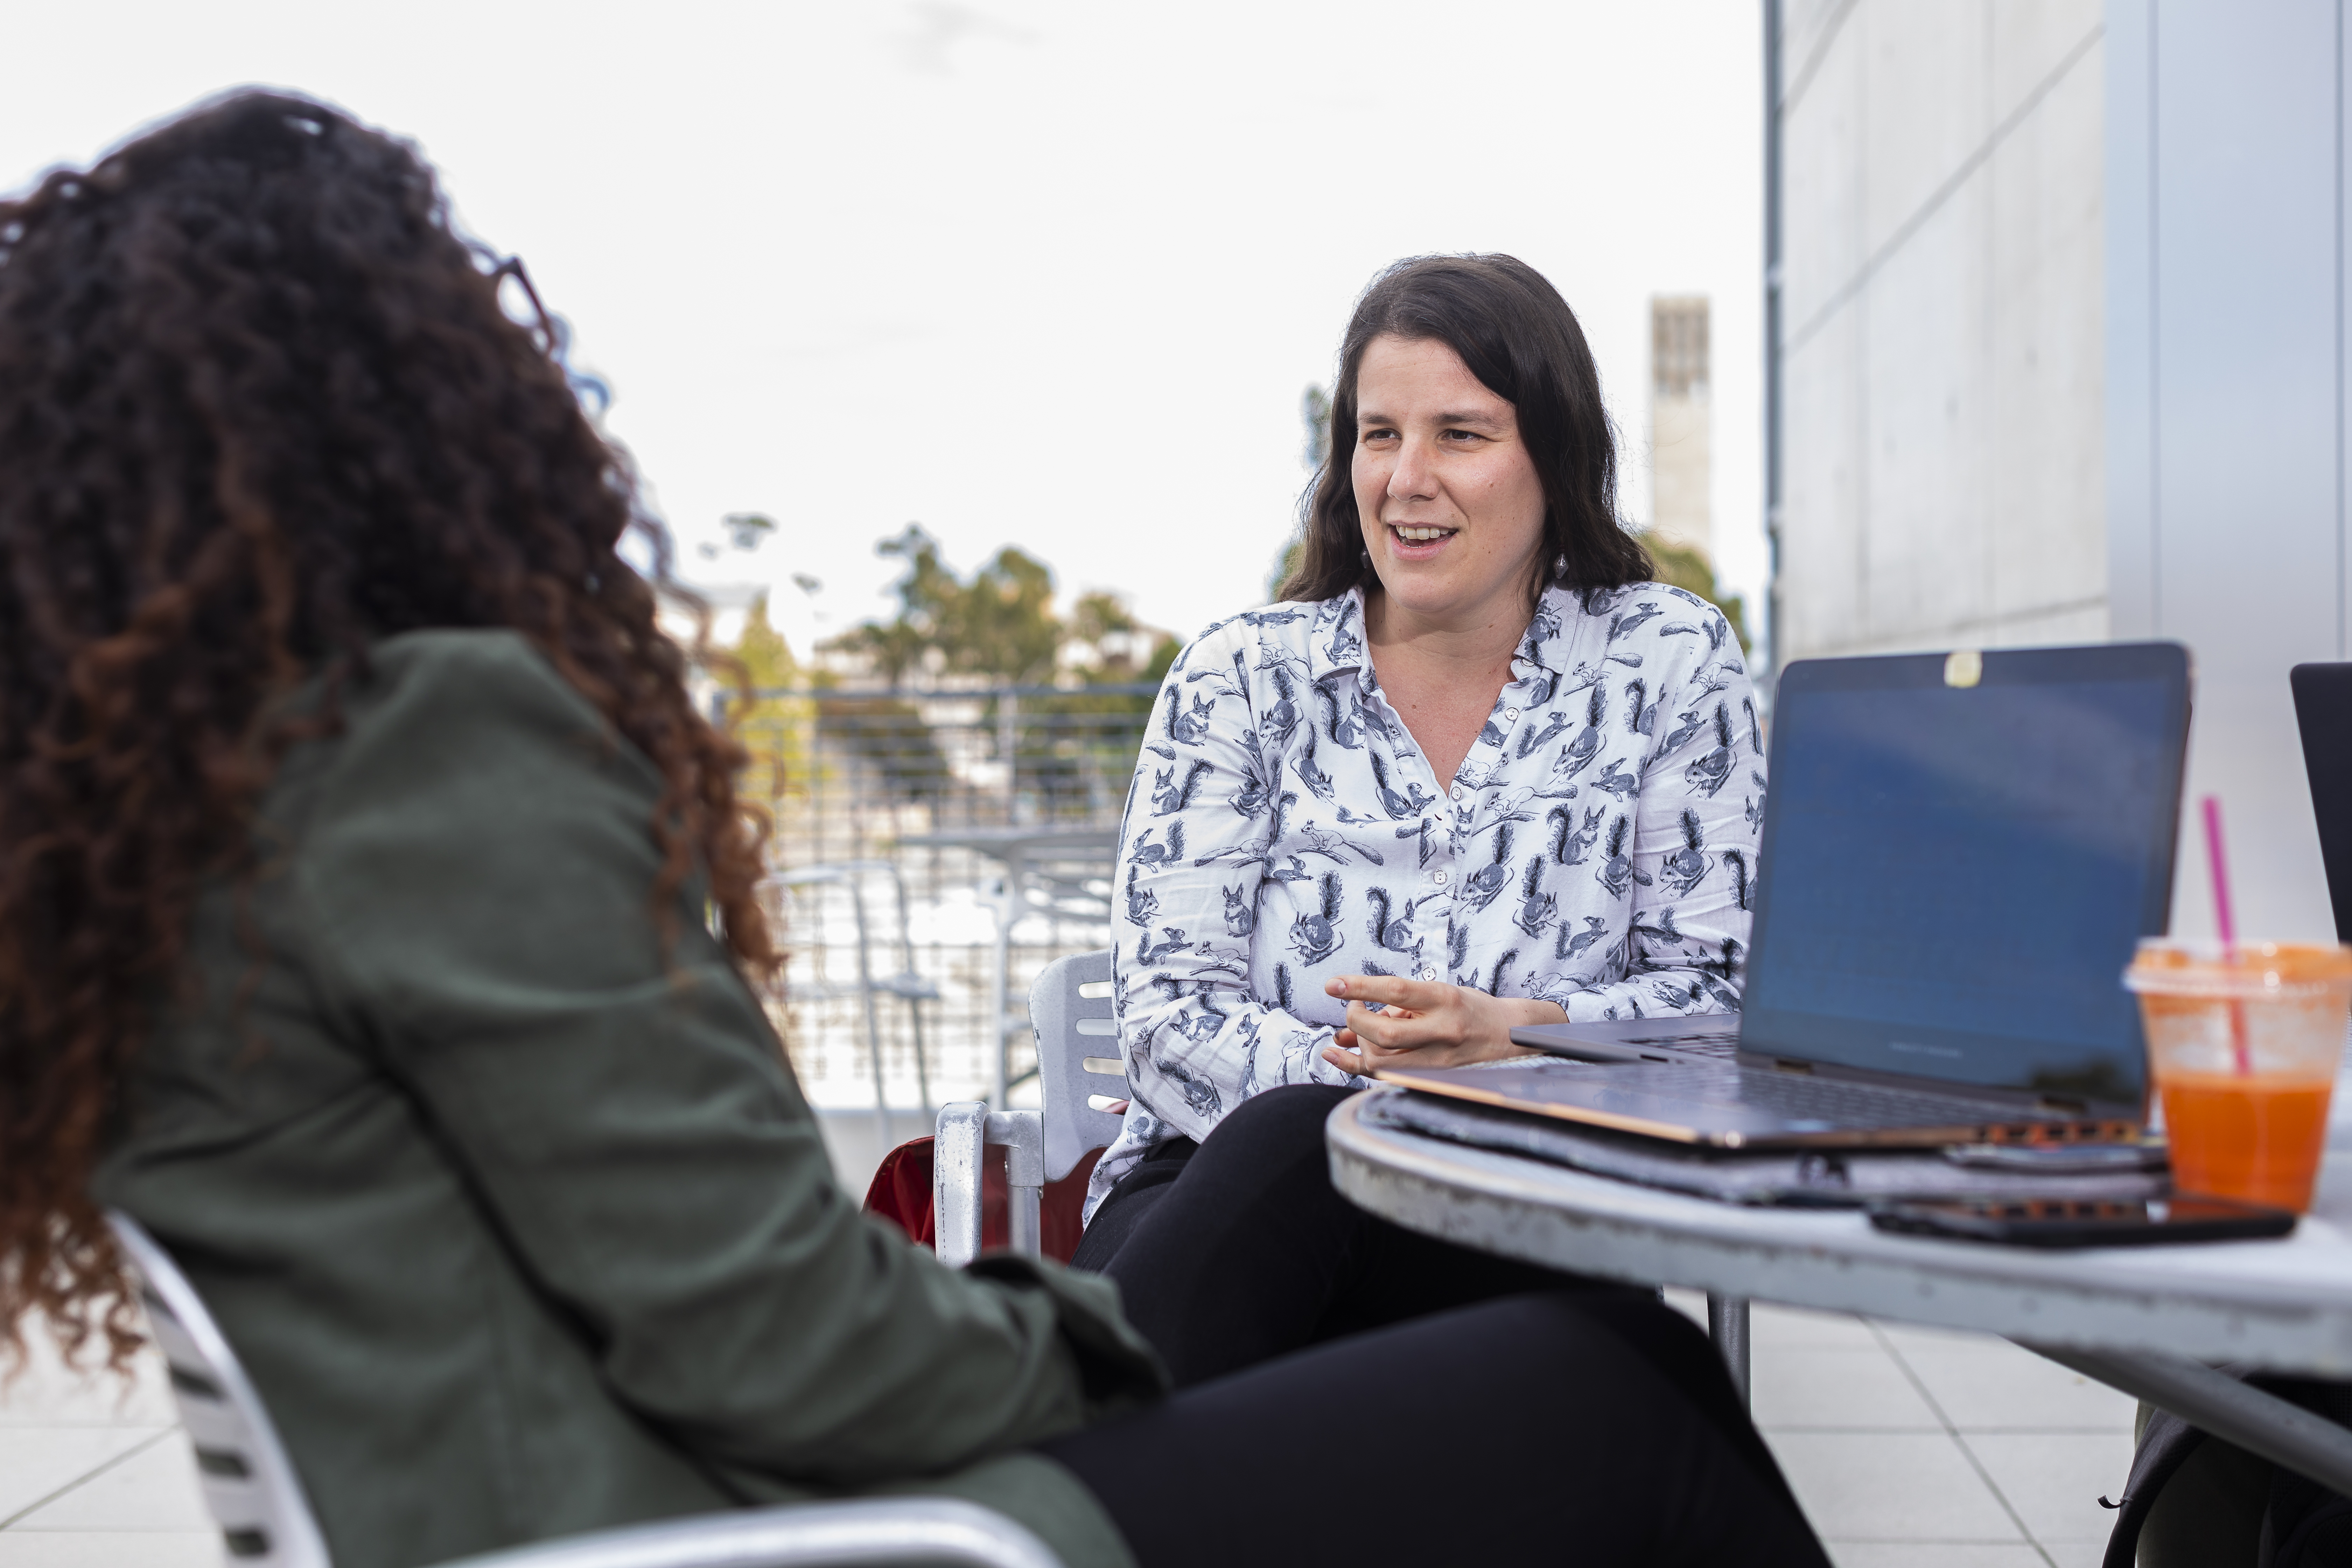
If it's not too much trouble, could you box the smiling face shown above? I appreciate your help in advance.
[1351,333,1548,634]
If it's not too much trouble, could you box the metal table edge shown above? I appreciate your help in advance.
[1324,1091,2352,1374]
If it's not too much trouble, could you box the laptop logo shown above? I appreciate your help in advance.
[1944,649,1983,688]
[1888,1040,1963,1060]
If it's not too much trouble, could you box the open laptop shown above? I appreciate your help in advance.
[2292,662,2352,944]
[1381,642,2192,1148]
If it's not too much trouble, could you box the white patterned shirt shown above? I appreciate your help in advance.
[1086,581,1769,1219]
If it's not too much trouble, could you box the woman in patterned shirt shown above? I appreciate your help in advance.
[1079,254,1770,1385]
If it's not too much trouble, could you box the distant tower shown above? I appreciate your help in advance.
[1648,295,1712,563]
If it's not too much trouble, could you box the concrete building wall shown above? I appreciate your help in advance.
[1774,0,2108,663]
[2107,0,2349,943]
[1650,295,1715,560]
[1776,0,2352,942]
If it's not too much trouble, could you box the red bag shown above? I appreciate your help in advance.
[862,1136,1103,1264]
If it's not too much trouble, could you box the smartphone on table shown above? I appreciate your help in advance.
[1870,1194,2296,1248]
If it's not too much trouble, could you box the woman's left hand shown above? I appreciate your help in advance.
[1318,974,1567,1076]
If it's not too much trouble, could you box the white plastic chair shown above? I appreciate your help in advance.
[934,950,1126,1266]
[105,1213,1064,1568]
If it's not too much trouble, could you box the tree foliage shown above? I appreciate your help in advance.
[820,524,1173,688]
[722,594,800,801]
[733,592,797,688]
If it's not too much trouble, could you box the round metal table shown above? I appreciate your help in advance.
[1326,1089,2352,1493]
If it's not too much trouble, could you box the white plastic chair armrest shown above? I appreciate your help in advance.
[934,1105,1043,1265]
[431,1498,1065,1568]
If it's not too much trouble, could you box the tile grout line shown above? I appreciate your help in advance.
[0,1423,180,1530]
[1865,1320,2058,1568]
[1818,1536,2047,1544]
[1762,1425,2128,1434]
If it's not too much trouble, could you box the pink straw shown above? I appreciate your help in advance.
[2201,795,2254,1075]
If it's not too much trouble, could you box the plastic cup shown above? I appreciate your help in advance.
[2124,940,2352,1212]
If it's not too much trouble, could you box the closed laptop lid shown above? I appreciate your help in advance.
[1741,642,2191,1108]
[2290,663,2352,944]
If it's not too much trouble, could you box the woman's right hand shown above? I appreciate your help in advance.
[1320,973,1560,1076]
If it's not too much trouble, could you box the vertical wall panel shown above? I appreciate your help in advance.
[2152,2,2337,656]
[1779,1,2108,663]
[2108,0,2343,941]
[2105,0,2156,639]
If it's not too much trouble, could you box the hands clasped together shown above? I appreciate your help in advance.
[1318,974,1569,1078]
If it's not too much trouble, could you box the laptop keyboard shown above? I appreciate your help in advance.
[1626,1029,1742,1058]
[1724,1068,2059,1130]
[1588,1038,2104,1134]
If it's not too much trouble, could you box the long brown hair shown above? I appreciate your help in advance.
[0,92,774,1360]
[1278,253,1652,608]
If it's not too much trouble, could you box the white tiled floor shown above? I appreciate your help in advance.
[1663,1290,2138,1568]
[3,1292,2135,1567]
[0,1321,216,1566]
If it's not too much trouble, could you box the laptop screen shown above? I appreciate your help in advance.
[1740,644,2189,1107]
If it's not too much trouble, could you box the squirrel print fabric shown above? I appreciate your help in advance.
[1088,582,1768,1219]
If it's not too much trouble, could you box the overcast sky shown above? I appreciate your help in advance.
[2,0,1765,666]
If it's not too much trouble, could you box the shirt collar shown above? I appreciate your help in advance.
[1307,582,1581,683]
[1306,590,1368,683]
[1516,583,1578,675]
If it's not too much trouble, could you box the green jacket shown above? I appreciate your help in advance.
[95,630,1162,1568]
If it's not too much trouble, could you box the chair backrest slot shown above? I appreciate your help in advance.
[1027,950,1130,1184]
[106,1212,336,1568]
[169,1364,226,1401]
[195,1446,254,1478]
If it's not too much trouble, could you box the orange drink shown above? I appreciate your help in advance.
[2151,1073,2335,1209]
[2126,941,2352,1213]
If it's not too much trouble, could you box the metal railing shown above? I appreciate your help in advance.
[734,683,1156,1118]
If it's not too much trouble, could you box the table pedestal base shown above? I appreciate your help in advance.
[1708,1293,1751,1406]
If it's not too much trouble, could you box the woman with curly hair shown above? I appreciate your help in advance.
[0,91,1825,1568]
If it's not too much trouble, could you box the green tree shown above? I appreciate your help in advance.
[943,544,1060,684]
[1066,589,1135,650]
[720,594,803,803]
[1301,384,1331,470]
[1267,535,1305,603]
[1066,590,1180,685]
[734,591,797,688]
[820,524,1066,687]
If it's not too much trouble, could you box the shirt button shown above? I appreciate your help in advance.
[1430,869,1449,885]
[1449,784,1465,800]
[1417,968,1438,982]
[1505,707,1520,721]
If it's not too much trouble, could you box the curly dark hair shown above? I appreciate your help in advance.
[1278,253,1652,608]
[0,91,775,1362]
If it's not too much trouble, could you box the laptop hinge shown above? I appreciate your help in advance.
[1770,1058,1814,1074]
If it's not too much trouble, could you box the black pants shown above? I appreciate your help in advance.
[1036,1086,1828,1566]
[1038,1290,1825,1567]
[1072,1083,1625,1386]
